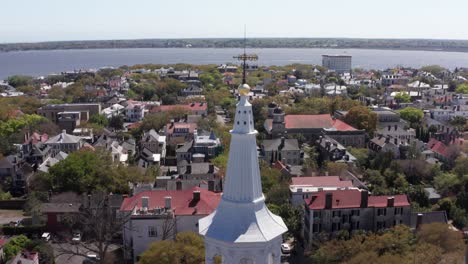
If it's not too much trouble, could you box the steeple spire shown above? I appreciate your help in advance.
[233,27,258,85]
[199,43,287,264]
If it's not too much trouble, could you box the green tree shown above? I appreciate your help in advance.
[89,114,109,127]
[138,232,205,264]
[47,149,151,193]
[343,105,378,135]
[394,92,411,103]
[108,115,124,130]
[4,235,31,260]
[455,83,468,94]
[398,107,423,127]
[7,75,33,87]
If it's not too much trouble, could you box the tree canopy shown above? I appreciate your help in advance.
[310,223,465,264]
[455,83,468,94]
[46,149,152,193]
[398,107,424,126]
[138,232,206,264]
[343,105,378,135]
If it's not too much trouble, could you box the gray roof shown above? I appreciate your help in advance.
[410,211,448,228]
[46,131,82,144]
[176,141,193,153]
[424,187,441,200]
[41,203,82,213]
[262,138,300,152]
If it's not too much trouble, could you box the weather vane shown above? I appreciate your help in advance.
[233,25,258,85]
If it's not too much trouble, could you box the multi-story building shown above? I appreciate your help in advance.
[120,187,221,263]
[260,137,302,165]
[322,55,352,73]
[303,189,411,245]
[289,176,356,206]
[264,107,365,147]
[45,130,85,154]
[381,74,410,87]
[37,103,101,123]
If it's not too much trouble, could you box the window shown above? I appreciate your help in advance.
[377,208,387,216]
[332,211,342,218]
[148,226,157,237]
[394,207,403,215]
[351,209,360,216]
[312,223,321,233]
[342,214,349,223]
[332,222,341,232]
[313,211,321,218]
[377,221,386,229]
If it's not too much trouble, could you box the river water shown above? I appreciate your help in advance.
[1,48,468,79]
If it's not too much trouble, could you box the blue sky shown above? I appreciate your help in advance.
[1,0,468,43]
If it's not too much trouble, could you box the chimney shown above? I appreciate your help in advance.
[387,196,395,207]
[164,196,172,209]
[193,190,201,201]
[141,196,149,209]
[360,190,368,208]
[325,193,333,209]
[416,213,423,229]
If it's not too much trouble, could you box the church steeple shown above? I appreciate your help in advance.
[199,53,287,263]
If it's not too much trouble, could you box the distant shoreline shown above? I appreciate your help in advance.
[2,38,468,53]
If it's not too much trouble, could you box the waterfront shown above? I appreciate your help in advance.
[1,47,468,78]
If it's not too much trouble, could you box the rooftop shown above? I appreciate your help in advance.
[285,114,357,131]
[305,189,409,209]
[120,187,221,216]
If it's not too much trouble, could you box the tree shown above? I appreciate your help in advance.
[449,116,467,130]
[417,223,465,254]
[7,75,33,87]
[47,149,151,193]
[394,92,411,103]
[138,232,205,264]
[455,83,468,94]
[25,240,56,264]
[108,115,124,130]
[398,107,423,127]
[3,235,31,260]
[344,106,378,135]
[56,192,131,264]
[89,114,109,127]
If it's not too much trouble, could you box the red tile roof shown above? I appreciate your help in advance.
[305,189,409,209]
[151,103,207,113]
[284,114,357,131]
[291,176,353,188]
[120,187,221,216]
[165,122,197,135]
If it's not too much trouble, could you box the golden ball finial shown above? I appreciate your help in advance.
[239,84,251,96]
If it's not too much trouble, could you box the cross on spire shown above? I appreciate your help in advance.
[233,27,258,85]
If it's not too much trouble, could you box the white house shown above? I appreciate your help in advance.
[120,187,221,263]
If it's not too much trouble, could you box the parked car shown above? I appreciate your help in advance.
[72,233,82,243]
[82,254,99,264]
[281,243,291,254]
[41,232,51,242]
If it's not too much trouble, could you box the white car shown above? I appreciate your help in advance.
[41,232,51,242]
[281,243,291,254]
[72,233,81,243]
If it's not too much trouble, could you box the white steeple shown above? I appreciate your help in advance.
[199,84,288,264]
